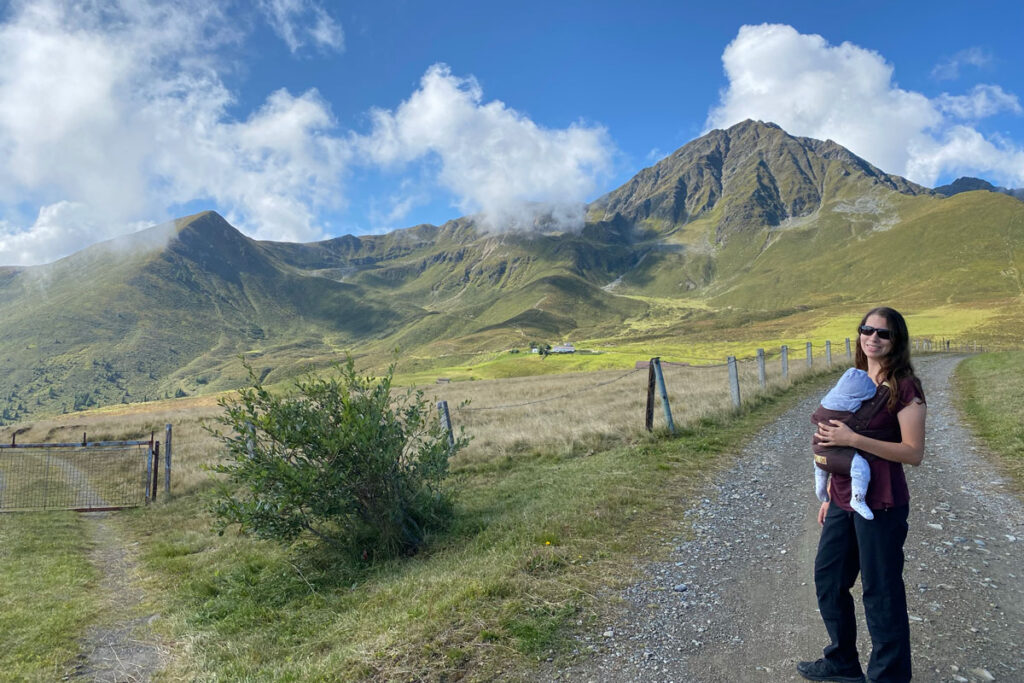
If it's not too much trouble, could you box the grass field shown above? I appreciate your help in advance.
[391,301,1004,387]
[0,344,850,680]
[0,512,102,680]
[119,366,844,680]
[0,342,990,680]
[954,350,1024,493]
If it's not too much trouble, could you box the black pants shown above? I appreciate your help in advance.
[814,503,912,682]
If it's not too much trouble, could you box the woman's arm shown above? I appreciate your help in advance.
[817,400,926,466]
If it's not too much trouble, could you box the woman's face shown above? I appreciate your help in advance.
[860,312,894,361]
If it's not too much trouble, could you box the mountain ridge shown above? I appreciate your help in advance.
[1,120,1021,421]
[933,176,1024,201]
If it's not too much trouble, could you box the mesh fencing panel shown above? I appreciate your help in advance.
[0,442,150,512]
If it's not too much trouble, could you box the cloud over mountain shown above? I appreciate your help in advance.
[706,24,1024,188]
[0,0,346,265]
[355,64,613,234]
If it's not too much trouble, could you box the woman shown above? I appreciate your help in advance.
[797,307,926,683]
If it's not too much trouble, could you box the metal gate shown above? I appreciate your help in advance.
[0,438,156,512]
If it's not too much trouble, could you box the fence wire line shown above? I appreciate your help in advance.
[453,367,646,412]
[450,353,781,414]
[662,342,850,366]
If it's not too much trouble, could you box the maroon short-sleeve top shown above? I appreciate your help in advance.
[829,376,926,511]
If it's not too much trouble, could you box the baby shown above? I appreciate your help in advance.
[811,368,881,520]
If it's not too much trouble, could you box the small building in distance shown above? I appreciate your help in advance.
[549,343,576,354]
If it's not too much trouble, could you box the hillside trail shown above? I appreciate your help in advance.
[549,355,1024,683]
[63,497,165,680]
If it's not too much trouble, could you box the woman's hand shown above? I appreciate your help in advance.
[817,402,927,466]
[818,501,829,526]
[815,419,857,448]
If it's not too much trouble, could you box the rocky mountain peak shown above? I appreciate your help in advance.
[589,119,931,238]
[934,176,1024,201]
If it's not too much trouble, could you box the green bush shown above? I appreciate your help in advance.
[208,359,467,560]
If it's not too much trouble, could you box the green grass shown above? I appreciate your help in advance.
[119,366,842,681]
[954,351,1024,492]
[0,512,102,680]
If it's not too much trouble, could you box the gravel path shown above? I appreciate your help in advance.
[552,355,1024,683]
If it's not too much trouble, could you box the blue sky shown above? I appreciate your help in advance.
[1,0,1022,265]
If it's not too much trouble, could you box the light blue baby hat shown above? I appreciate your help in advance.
[821,367,877,412]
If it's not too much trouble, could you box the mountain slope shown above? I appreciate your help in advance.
[2,120,1023,421]
[0,212,415,417]
[589,120,931,237]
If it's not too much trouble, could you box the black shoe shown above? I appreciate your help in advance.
[796,658,866,682]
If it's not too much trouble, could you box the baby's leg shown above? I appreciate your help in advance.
[849,453,874,520]
[814,463,829,502]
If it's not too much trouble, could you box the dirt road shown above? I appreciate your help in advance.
[553,355,1024,683]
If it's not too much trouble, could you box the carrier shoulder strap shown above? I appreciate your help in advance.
[848,381,892,432]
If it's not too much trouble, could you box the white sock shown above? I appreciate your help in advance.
[850,453,874,520]
[814,465,830,502]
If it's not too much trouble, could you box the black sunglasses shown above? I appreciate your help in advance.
[859,325,892,340]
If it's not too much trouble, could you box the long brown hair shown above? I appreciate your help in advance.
[854,306,922,410]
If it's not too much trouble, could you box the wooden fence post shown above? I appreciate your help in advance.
[825,340,832,368]
[781,345,789,379]
[756,348,766,388]
[806,342,813,368]
[164,423,172,496]
[244,422,256,462]
[651,358,675,433]
[728,356,741,408]
[645,360,656,432]
[846,337,852,359]
[437,401,455,451]
[151,441,160,503]
[145,439,154,503]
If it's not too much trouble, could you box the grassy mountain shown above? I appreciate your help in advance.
[2,120,1022,420]
[0,212,416,419]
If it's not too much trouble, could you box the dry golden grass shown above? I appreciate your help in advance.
[423,348,837,465]
[0,346,845,499]
[1,397,223,497]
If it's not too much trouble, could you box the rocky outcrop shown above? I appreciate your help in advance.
[590,120,932,240]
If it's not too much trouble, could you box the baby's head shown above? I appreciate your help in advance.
[822,368,877,411]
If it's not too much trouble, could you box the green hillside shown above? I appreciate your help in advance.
[1,120,1022,422]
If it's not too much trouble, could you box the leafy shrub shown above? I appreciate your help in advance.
[208,359,467,560]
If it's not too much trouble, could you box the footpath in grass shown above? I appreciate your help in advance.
[0,511,102,680]
[124,367,844,681]
[954,350,1024,492]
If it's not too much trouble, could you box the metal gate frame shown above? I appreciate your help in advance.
[0,436,157,512]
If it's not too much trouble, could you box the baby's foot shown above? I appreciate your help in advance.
[815,468,830,502]
[851,493,874,520]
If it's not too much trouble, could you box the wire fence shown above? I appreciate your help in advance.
[0,440,153,512]
[427,337,975,464]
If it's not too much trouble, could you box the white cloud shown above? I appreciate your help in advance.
[706,24,1024,188]
[936,85,1022,120]
[258,0,343,53]
[932,47,992,81]
[0,0,348,266]
[356,64,614,233]
[906,126,1024,187]
[0,202,104,267]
